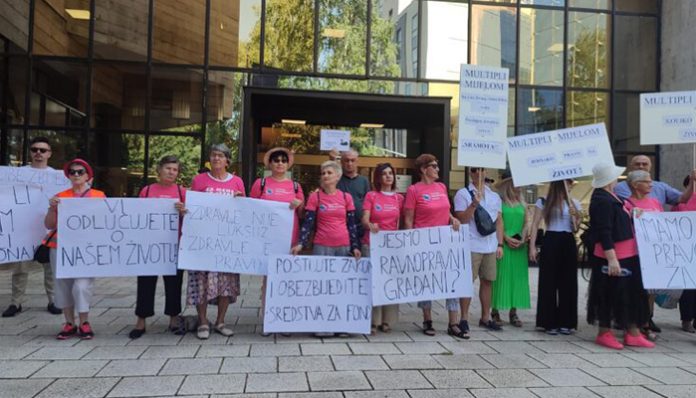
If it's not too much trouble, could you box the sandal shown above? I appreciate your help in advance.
[640,327,658,342]
[491,310,503,327]
[378,323,391,333]
[447,323,470,340]
[196,325,210,340]
[168,316,186,335]
[422,320,436,336]
[509,312,523,328]
[214,323,234,337]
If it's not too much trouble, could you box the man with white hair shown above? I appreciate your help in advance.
[329,148,370,238]
[614,155,693,206]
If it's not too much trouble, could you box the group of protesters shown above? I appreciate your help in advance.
[4,136,696,351]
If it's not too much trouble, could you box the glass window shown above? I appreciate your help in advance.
[262,0,314,72]
[519,8,564,86]
[32,1,88,56]
[147,135,202,185]
[150,67,204,132]
[614,15,657,91]
[566,91,609,127]
[508,88,516,137]
[471,5,517,82]
[30,60,88,128]
[421,1,468,81]
[317,0,367,75]
[4,56,28,125]
[207,71,244,165]
[567,12,610,88]
[5,127,23,165]
[210,0,261,67]
[369,0,414,79]
[517,88,563,135]
[85,133,146,197]
[94,0,148,61]
[153,0,206,64]
[0,0,30,53]
[615,0,657,14]
[520,0,564,6]
[613,92,655,152]
[570,0,611,9]
[91,64,147,130]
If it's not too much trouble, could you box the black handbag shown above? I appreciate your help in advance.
[33,230,56,264]
[467,189,497,236]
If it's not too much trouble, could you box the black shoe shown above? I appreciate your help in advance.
[128,328,146,339]
[459,319,470,333]
[47,303,62,315]
[479,319,502,331]
[648,319,662,333]
[2,304,22,317]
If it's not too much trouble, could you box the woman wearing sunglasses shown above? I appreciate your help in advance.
[44,159,106,340]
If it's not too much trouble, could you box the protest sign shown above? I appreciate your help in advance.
[56,198,179,278]
[634,211,696,289]
[457,64,509,169]
[370,225,473,306]
[178,191,294,275]
[640,90,696,145]
[320,129,351,151]
[506,123,614,187]
[264,255,371,334]
[0,167,70,265]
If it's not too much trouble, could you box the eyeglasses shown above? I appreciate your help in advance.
[68,169,86,176]
[271,158,288,164]
[30,147,50,154]
[427,163,439,169]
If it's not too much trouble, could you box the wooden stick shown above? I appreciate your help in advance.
[479,170,485,199]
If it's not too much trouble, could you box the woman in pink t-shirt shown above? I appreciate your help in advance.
[187,144,245,340]
[251,147,304,337]
[361,163,404,334]
[129,155,187,339]
[403,154,465,339]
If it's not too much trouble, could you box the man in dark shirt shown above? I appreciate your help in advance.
[330,149,370,238]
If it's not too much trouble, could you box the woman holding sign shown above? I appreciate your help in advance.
[362,163,403,334]
[44,159,106,340]
[187,144,245,340]
[129,155,187,339]
[251,147,304,336]
[403,154,465,338]
[586,163,654,349]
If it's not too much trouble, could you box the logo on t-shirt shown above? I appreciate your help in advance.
[319,204,328,212]
[265,189,273,195]
[422,194,431,202]
[375,204,383,212]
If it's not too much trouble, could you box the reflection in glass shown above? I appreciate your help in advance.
[207,71,244,165]
[614,15,656,91]
[519,8,564,86]
[566,91,608,127]
[32,1,88,56]
[4,56,28,124]
[30,60,88,127]
[254,0,314,72]
[87,133,145,197]
[508,88,516,137]
[150,68,204,132]
[147,135,202,185]
[0,0,30,52]
[520,0,564,6]
[471,5,517,82]
[567,12,610,88]
[6,128,24,165]
[421,1,468,81]
[210,0,260,67]
[570,0,610,9]
[94,0,148,61]
[613,92,654,153]
[615,0,657,14]
[517,88,563,135]
[370,0,414,79]
[91,64,147,130]
[317,0,367,75]
[153,0,206,64]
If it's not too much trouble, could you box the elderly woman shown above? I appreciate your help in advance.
[587,163,654,349]
[44,159,106,340]
[251,147,304,336]
[129,155,187,339]
[188,144,245,340]
[529,179,582,335]
[403,154,464,338]
[362,163,403,334]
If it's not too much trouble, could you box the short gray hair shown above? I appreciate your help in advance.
[320,160,342,178]
[341,149,359,158]
[627,170,650,190]
[209,143,231,160]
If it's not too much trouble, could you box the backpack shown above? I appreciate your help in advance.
[260,177,299,197]
[466,189,497,236]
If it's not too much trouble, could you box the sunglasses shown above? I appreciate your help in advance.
[68,169,87,176]
[30,147,50,154]
[271,158,288,164]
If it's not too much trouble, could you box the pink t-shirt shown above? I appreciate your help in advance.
[675,195,696,211]
[624,196,662,213]
[362,191,404,244]
[404,182,451,228]
[593,200,639,260]
[250,178,305,245]
[190,172,246,196]
[305,190,355,247]
[139,183,187,201]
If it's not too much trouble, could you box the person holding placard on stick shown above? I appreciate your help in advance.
[586,163,654,350]
[362,162,404,335]
[44,159,106,340]
[403,154,465,338]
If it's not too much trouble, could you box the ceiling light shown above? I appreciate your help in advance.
[360,123,384,128]
[528,106,541,112]
[322,28,346,39]
[281,119,306,125]
[65,9,90,20]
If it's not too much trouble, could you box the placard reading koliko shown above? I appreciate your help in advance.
[640,90,696,145]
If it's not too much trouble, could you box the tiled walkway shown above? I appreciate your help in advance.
[1,265,696,397]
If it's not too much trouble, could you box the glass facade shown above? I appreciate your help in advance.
[0,0,659,195]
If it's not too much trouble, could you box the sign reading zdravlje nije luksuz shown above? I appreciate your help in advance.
[457,64,509,169]
[640,90,696,145]
[178,191,294,275]
[506,123,614,187]
[56,198,180,278]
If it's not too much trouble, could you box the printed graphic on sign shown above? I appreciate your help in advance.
[320,129,351,151]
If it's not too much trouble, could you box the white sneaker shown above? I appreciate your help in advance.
[197,325,210,340]
[214,324,234,337]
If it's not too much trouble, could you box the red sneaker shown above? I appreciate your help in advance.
[56,323,77,340]
[595,331,624,350]
[624,332,655,348]
[79,322,94,340]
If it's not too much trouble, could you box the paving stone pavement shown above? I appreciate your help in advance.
[2,265,696,397]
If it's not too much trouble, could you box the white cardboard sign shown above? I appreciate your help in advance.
[56,198,180,278]
[506,123,614,187]
[640,91,696,145]
[264,255,372,334]
[178,191,294,275]
[320,129,351,151]
[369,226,473,306]
[457,64,509,169]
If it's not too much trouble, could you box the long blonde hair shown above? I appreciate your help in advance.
[497,179,523,206]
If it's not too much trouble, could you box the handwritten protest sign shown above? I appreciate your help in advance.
[178,191,293,275]
[0,166,69,265]
[370,226,473,306]
[506,123,614,187]
[640,90,696,145]
[634,211,696,289]
[56,198,179,278]
[320,129,351,151]
[457,64,509,169]
[264,255,371,334]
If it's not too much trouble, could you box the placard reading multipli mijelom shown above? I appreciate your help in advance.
[640,91,696,145]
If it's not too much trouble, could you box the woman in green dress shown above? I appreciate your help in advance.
[491,171,530,327]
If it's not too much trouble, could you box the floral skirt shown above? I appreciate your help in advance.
[187,271,240,305]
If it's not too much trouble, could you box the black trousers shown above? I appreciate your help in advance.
[679,290,696,322]
[135,270,184,318]
[536,231,578,330]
